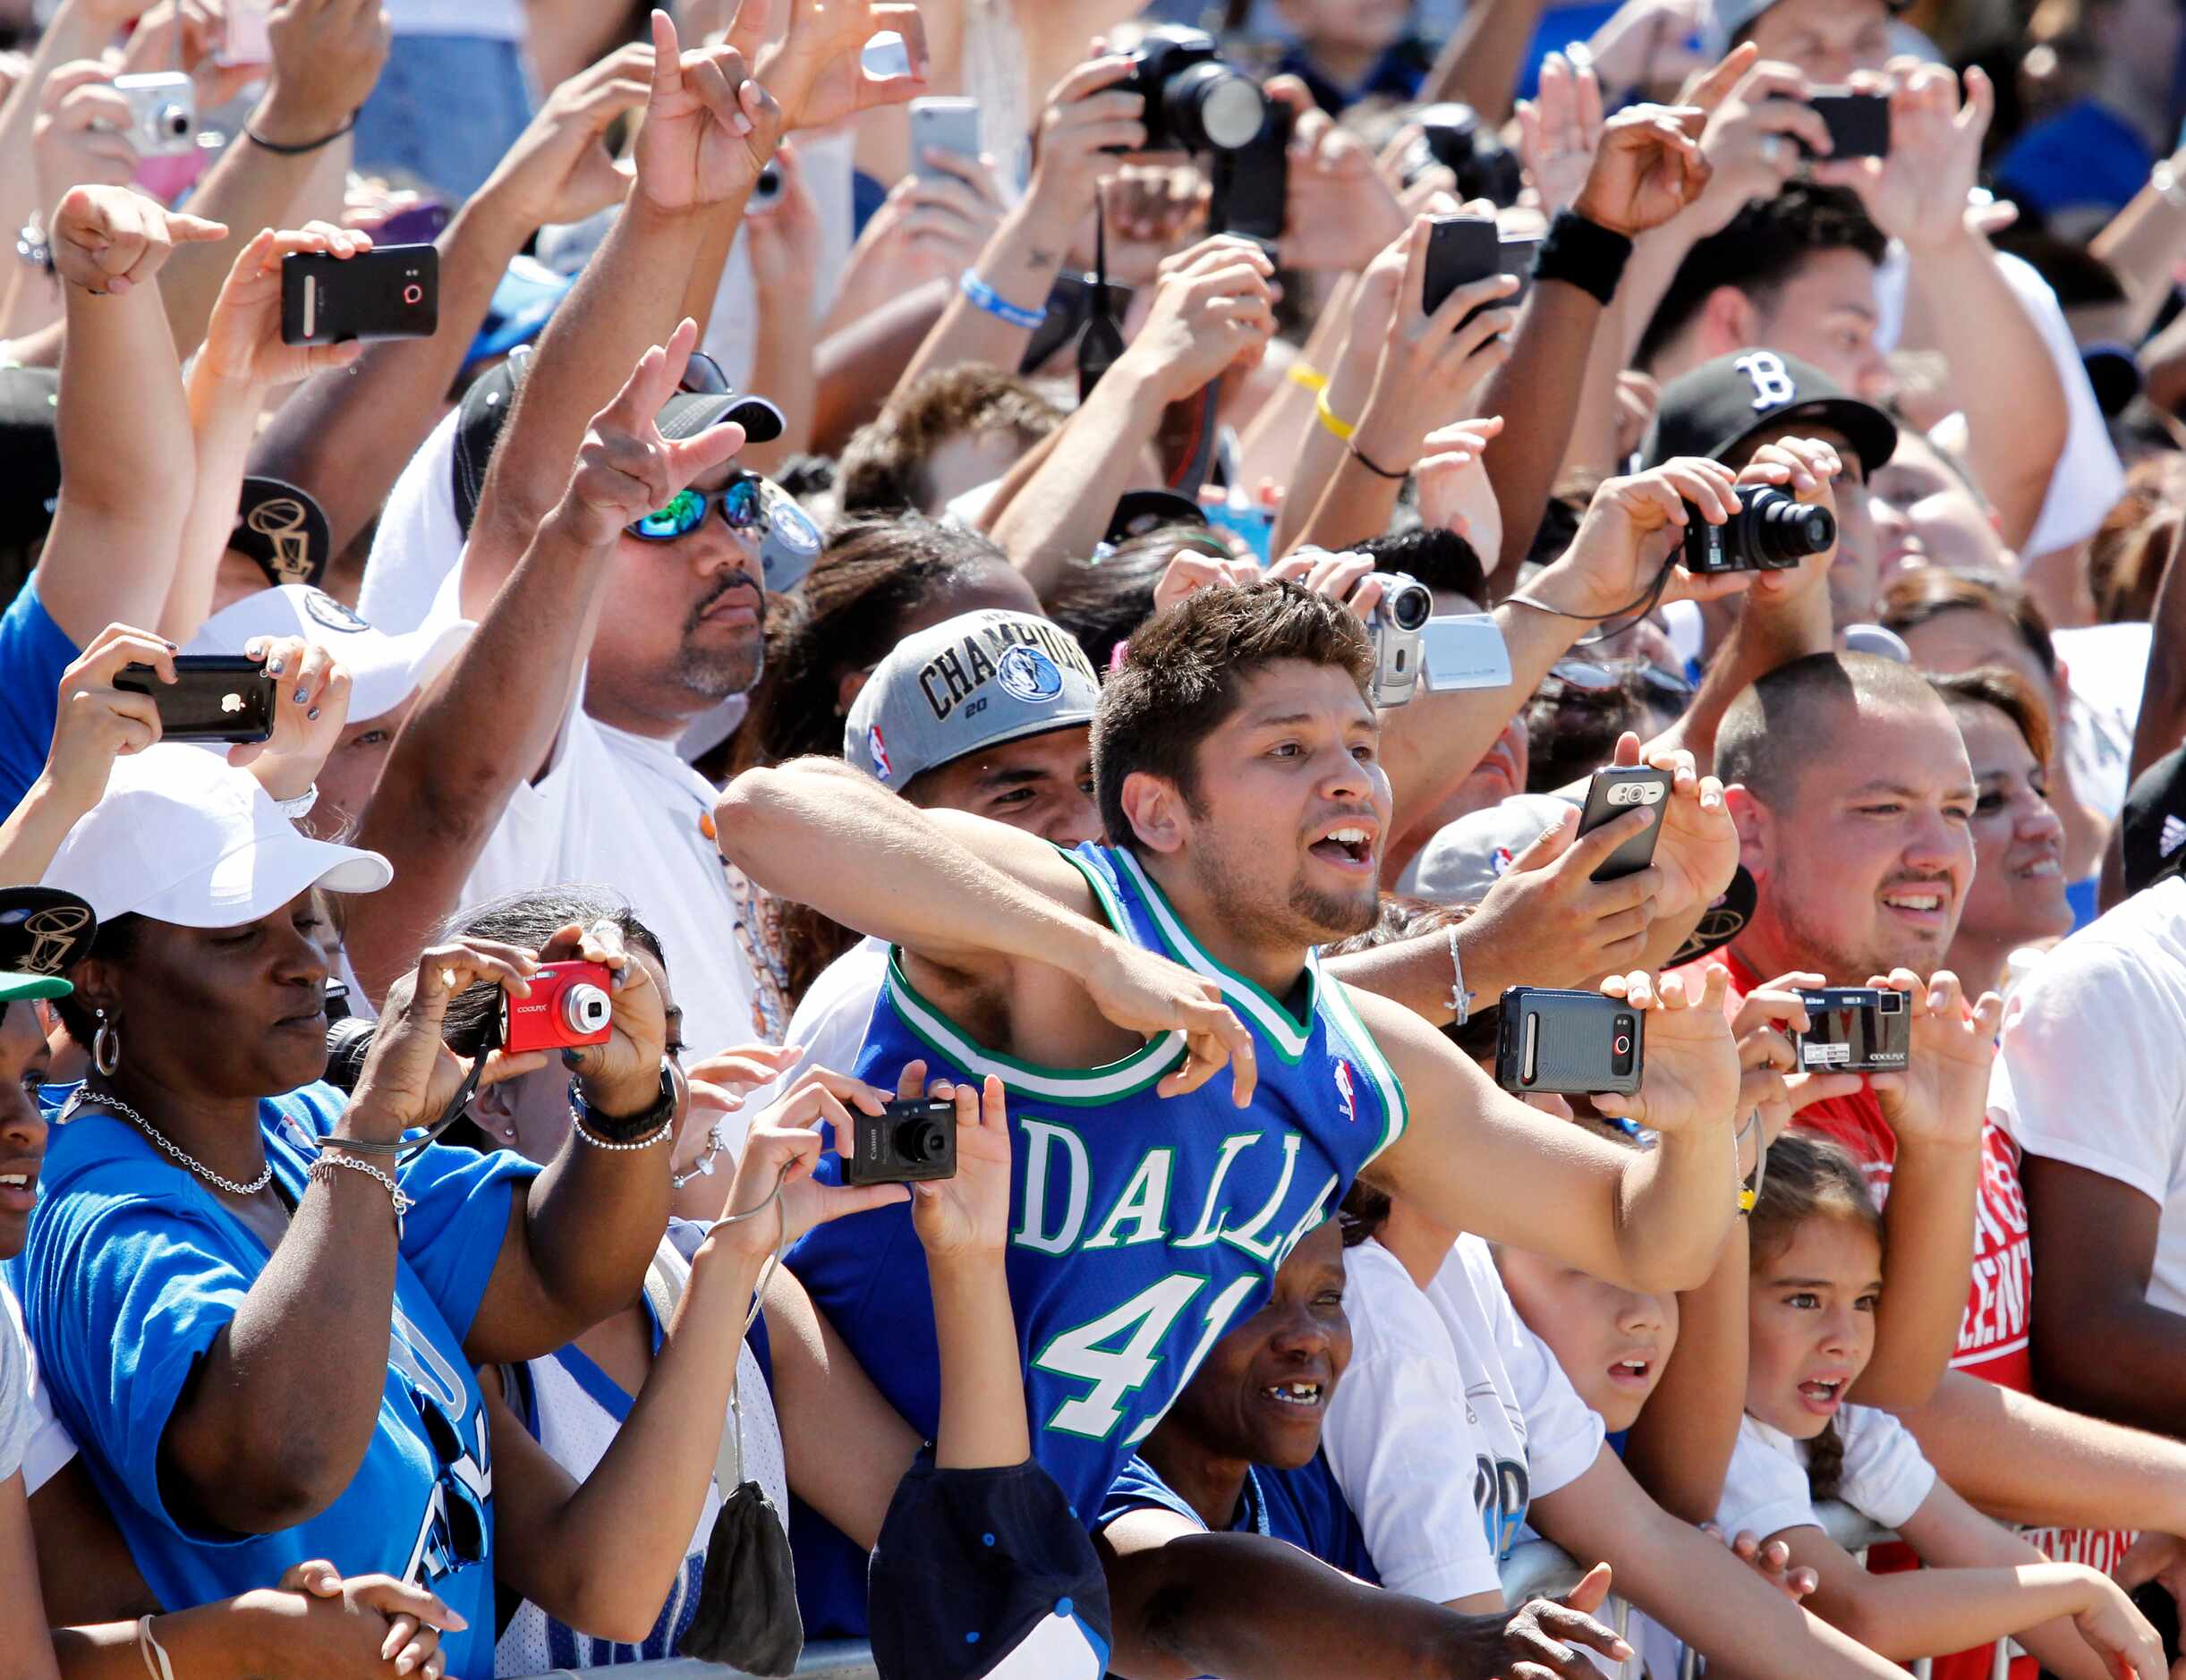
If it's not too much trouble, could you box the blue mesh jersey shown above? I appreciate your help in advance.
[785,841,1407,1635]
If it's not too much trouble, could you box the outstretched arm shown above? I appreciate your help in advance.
[1355,965,1742,1294]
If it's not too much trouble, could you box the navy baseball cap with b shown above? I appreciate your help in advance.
[846,611,1102,790]
[1642,350,1898,479]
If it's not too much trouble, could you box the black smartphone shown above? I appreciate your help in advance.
[1208,103,1291,247]
[841,1097,958,1187]
[1805,89,1890,158]
[1499,234,1541,306]
[115,656,276,743]
[1424,214,1499,316]
[1577,766,1671,883]
[1495,987,1643,1097]
[281,245,439,345]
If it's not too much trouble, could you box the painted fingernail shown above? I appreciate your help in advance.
[306,707,321,721]
[268,658,284,675]
[294,686,310,703]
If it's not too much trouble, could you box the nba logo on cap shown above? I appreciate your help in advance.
[1334,1059,1357,1124]
[1491,845,1516,878]
[996,644,1065,705]
[868,725,893,782]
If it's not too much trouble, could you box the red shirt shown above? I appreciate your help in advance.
[1681,952,2129,1678]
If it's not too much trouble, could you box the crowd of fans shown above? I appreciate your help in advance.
[4,0,2186,1675]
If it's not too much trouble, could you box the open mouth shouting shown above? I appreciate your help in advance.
[1797,1374,1848,1418]
[1306,816,1380,875]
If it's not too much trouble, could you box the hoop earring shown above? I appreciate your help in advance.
[92,1010,120,1077]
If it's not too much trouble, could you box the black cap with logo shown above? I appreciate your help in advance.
[1641,350,1899,478]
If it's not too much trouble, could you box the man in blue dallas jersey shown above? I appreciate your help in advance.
[718,578,1745,1641]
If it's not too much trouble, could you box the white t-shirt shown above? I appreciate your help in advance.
[1323,1235,1604,1604]
[1716,1407,1937,1541]
[462,693,790,1058]
[1,1279,74,1494]
[734,937,889,1147]
[2052,623,2148,820]
[1876,245,2126,558]
[360,403,467,639]
[1990,876,2186,1312]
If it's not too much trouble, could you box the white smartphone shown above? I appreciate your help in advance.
[218,0,274,66]
[908,97,982,181]
[1420,614,1513,692]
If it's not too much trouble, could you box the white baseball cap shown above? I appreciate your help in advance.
[43,745,391,927]
[187,585,472,725]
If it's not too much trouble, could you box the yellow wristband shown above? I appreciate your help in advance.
[1288,361,1330,394]
[1738,1185,1757,1214]
[1314,387,1357,444]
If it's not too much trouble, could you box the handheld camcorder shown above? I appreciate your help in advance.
[1365,573,1436,708]
[1680,485,1836,575]
[1495,988,1643,1097]
[842,1097,959,1187]
[1793,988,1910,1073]
[1110,27,1269,156]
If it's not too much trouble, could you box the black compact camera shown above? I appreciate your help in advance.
[1794,988,1910,1073]
[1410,103,1525,207]
[1495,988,1643,1097]
[1111,27,1269,156]
[1680,485,1836,575]
[842,1098,958,1186]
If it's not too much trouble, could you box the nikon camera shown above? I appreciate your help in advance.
[1110,27,1269,156]
[1680,485,1836,575]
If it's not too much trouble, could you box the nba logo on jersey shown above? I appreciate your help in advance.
[867,725,892,782]
[1334,1059,1357,1124]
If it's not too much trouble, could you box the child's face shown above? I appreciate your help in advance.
[0,1001,50,1260]
[1746,1216,1884,1440]
[1277,0,1414,52]
[1497,1246,1678,1432]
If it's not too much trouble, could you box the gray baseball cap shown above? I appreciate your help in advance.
[1401,793,1579,906]
[846,610,1101,789]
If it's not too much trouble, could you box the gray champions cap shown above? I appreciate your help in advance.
[846,610,1102,789]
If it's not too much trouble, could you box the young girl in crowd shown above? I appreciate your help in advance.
[1719,1132,2164,1679]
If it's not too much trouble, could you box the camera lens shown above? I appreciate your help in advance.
[1385,579,1433,632]
[325,1016,377,1093]
[157,104,191,138]
[893,1116,950,1166]
[1738,487,1837,568]
[561,981,612,1037]
[1168,63,1266,151]
[1612,1014,1637,1075]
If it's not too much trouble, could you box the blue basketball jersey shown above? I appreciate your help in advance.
[785,842,1407,1634]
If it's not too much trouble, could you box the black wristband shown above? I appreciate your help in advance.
[1348,442,1409,480]
[244,110,358,156]
[1534,209,1634,308]
[568,1064,676,1143]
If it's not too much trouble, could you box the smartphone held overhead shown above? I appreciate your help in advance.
[281,246,439,345]
[115,658,276,744]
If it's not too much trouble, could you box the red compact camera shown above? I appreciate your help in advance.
[498,960,615,1054]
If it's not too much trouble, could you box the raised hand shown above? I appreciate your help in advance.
[555,317,749,548]
[1571,100,1713,238]
[1686,50,1826,234]
[477,41,653,229]
[33,63,140,212]
[1416,415,1506,559]
[40,624,174,812]
[258,0,392,149]
[1595,964,1741,1135]
[1266,75,1410,272]
[633,9,781,215]
[745,0,929,134]
[708,1065,915,1258]
[1728,972,1862,1150]
[1080,935,1258,1107]
[1734,435,1843,608]
[746,138,829,296]
[200,225,372,388]
[1606,734,1736,926]
[1150,547,1263,617]
[1116,235,1279,405]
[1816,61,1993,253]
[1867,968,2006,1146]
[1529,455,1753,621]
[50,182,225,295]
[1025,55,1147,239]
[225,631,353,802]
[1464,805,1666,987]
[910,1073,1012,1260]
[347,940,550,1141]
[1516,51,1604,221]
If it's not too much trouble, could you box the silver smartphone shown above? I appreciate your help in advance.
[909,98,982,180]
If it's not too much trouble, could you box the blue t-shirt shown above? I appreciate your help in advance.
[0,582,80,817]
[1996,99,2152,220]
[1099,1450,1379,1584]
[784,841,1408,1637]
[13,1082,536,1680]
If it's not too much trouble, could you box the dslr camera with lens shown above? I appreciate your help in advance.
[1408,104,1524,207]
[113,72,198,157]
[1110,27,1269,156]
[1680,485,1836,575]
[1365,571,1434,708]
[842,1098,958,1187]
[1794,988,1910,1073]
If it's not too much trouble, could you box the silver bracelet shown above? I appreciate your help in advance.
[274,783,319,820]
[309,1151,414,1236]
[2156,160,2186,211]
[1446,924,1472,1026]
[570,1108,676,1151]
[671,1122,727,1189]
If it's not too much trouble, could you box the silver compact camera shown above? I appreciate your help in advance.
[1365,570,1434,708]
[113,72,198,157]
